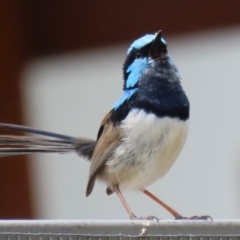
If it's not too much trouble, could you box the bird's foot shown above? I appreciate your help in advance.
[130,213,160,221]
[175,214,212,221]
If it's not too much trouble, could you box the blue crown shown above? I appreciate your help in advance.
[127,34,166,54]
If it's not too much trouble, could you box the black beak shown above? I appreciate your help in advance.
[150,30,167,59]
[151,30,162,49]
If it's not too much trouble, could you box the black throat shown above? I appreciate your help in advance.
[112,58,190,124]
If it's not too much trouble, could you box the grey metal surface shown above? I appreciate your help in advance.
[0,220,240,240]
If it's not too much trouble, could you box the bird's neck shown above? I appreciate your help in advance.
[112,59,189,123]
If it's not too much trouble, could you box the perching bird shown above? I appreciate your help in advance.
[0,31,210,220]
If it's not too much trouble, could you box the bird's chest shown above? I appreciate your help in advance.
[104,109,188,190]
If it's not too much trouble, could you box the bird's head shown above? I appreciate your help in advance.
[123,30,168,90]
[113,31,181,110]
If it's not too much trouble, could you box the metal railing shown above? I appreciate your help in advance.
[0,220,239,240]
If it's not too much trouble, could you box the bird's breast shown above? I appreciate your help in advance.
[100,108,188,191]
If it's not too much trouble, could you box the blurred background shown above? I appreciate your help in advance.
[1,0,240,219]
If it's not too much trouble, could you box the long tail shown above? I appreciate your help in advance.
[0,123,96,160]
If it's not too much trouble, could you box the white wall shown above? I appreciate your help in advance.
[21,26,240,219]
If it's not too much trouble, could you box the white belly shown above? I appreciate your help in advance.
[100,109,188,191]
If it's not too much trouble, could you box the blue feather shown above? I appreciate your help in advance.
[113,89,137,109]
[113,33,167,110]
[114,57,147,109]
[127,34,166,54]
[126,58,148,88]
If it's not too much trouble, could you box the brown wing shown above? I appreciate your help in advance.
[86,111,121,196]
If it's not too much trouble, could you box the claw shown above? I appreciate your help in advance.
[131,215,160,221]
[189,215,213,221]
[175,215,212,221]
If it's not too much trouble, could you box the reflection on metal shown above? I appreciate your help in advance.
[0,220,239,240]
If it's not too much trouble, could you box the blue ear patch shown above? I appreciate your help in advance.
[127,34,166,54]
[126,58,148,88]
[114,58,147,109]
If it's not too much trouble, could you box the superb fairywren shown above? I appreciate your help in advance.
[0,31,210,220]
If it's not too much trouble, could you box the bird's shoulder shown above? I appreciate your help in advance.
[111,83,189,124]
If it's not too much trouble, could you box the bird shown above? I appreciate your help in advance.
[0,31,210,220]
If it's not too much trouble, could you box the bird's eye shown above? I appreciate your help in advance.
[135,52,142,59]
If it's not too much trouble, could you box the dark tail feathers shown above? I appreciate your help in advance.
[0,123,95,160]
